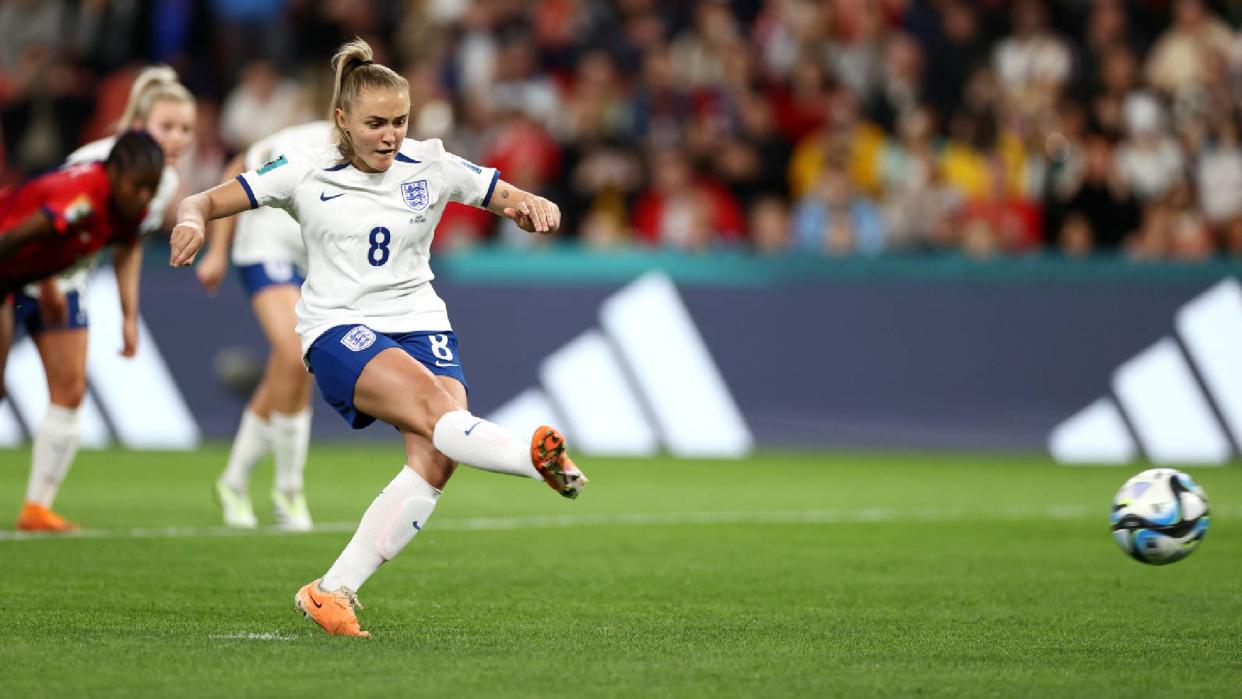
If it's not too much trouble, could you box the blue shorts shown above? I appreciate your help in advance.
[237,261,304,298]
[12,290,88,335]
[306,325,469,429]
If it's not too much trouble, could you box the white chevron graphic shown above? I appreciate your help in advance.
[487,272,753,458]
[1050,277,1242,465]
[2,266,200,450]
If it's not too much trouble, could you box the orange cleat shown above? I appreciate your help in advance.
[294,579,370,638]
[15,502,79,532]
[530,426,589,499]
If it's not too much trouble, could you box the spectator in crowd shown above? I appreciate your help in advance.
[1071,0,1145,105]
[670,0,740,90]
[923,0,991,128]
[793,162,886,256]
[1091,43,1143,137]
[0,0,65,76]
[788,88,885,200]
[1,51,91,178]
[218,59,312,151]
[713,93,792,210]
[633,147,745,252]
[750,195,792,255]
[1163,181,1215,260]
[1058,212,1095,258]
[1146,0,1235,97]
[958,156,1043,256]
[1223,217,1242,257]
[862,31,923,133]
[1126,185,1214,262]
[880,106,962,251]
[1049,132,1140,252]
[1196,116,1242,228]
[1115,92,1185,203]
[993,0,1072,121]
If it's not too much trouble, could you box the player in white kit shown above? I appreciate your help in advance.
[169,39,587,637]
[195,121,333,532]
[14,66,195,532]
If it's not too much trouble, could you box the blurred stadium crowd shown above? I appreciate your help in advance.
[3,0,1242,260]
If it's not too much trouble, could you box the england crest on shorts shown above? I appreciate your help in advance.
[401,179,429,212]
[341,326,376,352]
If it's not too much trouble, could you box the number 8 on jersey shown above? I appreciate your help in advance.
[368,226,391,267]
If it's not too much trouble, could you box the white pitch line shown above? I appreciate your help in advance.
[1,504,1238,543]
[208,632,299,641]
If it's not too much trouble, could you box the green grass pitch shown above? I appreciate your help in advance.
[1,446,1240,697]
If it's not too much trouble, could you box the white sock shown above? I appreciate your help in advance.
[220,409,270,492]
[271,408,311,495]
[431,410,539,479]
[25,404,80,507]
[321,466,440,592]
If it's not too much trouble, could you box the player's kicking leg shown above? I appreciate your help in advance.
[294,342,589,637]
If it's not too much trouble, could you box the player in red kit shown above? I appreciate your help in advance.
[0,131,165,492]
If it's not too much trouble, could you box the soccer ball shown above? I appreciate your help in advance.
[1111,468,1210,565]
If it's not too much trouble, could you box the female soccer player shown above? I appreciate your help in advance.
[169,39,587,637]
[196,121,332,532]
[1,134,165,477]
[10,67,195,533]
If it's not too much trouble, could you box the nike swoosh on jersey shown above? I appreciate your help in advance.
[319,191,345,201]
[435,361,459,367]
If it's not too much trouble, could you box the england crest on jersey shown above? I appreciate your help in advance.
[401,179,429,212]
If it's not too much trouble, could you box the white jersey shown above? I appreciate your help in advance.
[238,137,500,357]
[230,121,331,269]
[25,137,180,296]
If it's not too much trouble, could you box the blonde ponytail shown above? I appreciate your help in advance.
[329,38,409,162]
[117,65,194,131]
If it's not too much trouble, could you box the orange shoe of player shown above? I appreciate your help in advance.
[15,502,80,532]
[531,426,589,499]
[294,579,370,638]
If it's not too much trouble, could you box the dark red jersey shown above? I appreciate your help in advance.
[0,162,143,289]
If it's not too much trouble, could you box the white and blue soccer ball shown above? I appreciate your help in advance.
[1111,468,1210,565]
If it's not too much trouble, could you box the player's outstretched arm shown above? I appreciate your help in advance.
[485,179,561,235]
[0,211,56,261]
[170,179,253,267]
[195,153,247,293]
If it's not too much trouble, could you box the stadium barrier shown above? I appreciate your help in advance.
[2,248,1238,464]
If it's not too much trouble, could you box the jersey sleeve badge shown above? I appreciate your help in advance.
[63,194,95,225]
[257,154,289,175]
[451,155,483,174]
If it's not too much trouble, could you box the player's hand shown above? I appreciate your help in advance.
[38,279,68,326]
[169,221,204,267]
[195,250,228,295]
[120,315,138,357]
[503,196,561,235]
